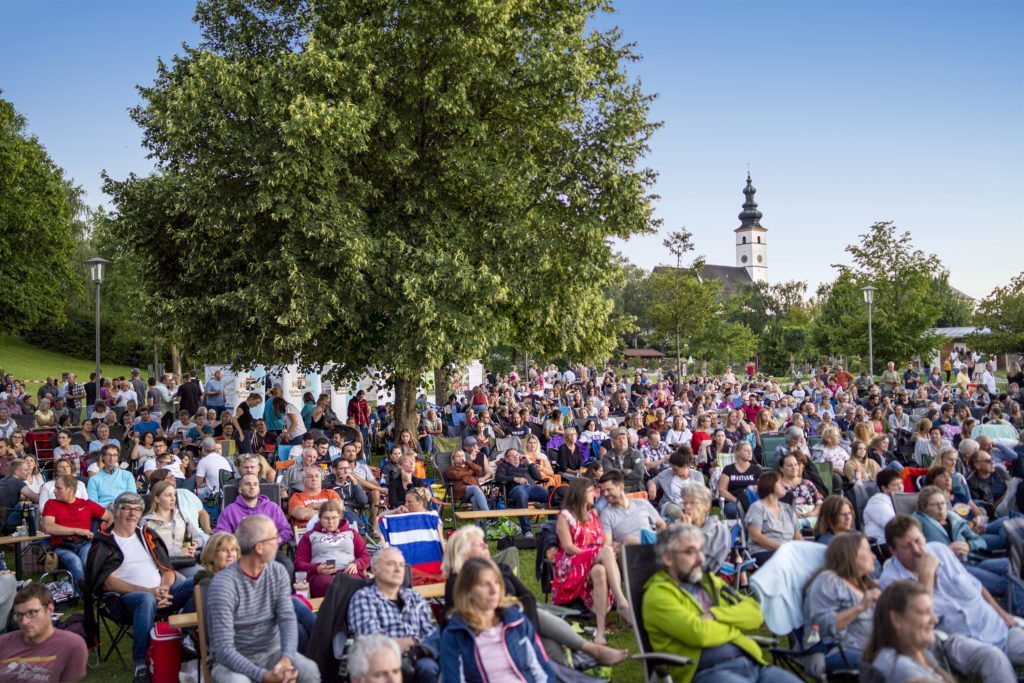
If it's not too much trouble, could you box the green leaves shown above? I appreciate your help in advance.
[816,221,945,365]
[0,96,80,334]
[104,0,659,389]
[969,273,1024,355]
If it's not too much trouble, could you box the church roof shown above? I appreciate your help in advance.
[652,264,753,299]
[699,264,754,298]
[735,173,766,232]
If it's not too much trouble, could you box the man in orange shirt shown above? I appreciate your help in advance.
[287,467,340,526]
[834,364,855,391]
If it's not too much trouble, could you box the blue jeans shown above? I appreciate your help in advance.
[982,515,1012,551]
[293,596,316,653]
[54,542,91,586]
[826,646,862,672]
[110,578,194,665]
[354,425,369,455]
[461,485,489,511]
[965,558,1024,610]
[508,483,550,533]
[692,656,803,683]
[420,435,434,454]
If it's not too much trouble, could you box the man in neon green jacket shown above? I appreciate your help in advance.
[643,524,802,683]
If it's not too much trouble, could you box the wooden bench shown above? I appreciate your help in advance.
[168,582,446,629]
[454,508,557,525]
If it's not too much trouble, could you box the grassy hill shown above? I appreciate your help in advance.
[0,336,140,393]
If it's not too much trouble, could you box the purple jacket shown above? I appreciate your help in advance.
[215,494,292,544]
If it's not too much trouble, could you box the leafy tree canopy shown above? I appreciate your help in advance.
[104,0,660,416]
[814,221,944,366]
[969,273,1024,355]
[0,95,80,333]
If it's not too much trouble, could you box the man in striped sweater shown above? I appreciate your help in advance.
[207,515,320,682]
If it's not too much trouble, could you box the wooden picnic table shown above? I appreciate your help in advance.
[168,582,446,629]
[0,534,50,580]
[454,508,557,521]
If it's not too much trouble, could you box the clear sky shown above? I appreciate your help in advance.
[3,1,1021,298]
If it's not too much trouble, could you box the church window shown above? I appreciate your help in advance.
[742,237,746,244]
[757,236,761,244]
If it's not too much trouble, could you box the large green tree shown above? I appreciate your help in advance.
[0,95,80,333]
[725,280,812,375]
[968,273,1024,355]
[814,222,944,368]
[104,0,659,431]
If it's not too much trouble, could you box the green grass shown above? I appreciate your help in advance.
[0,336,139,395]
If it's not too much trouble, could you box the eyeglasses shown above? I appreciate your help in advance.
[13,608,43,621]
[257,536,280,545]
[118,505,144,514]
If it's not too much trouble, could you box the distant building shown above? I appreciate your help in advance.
[654,173,770,299]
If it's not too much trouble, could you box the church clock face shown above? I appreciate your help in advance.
[741,255,748,263]
[757,255,763,263]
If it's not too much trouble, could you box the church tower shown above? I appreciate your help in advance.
[735,173,768,283]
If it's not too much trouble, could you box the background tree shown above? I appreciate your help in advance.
[0,95,80,333]
[930,274,975,328]
[725,279,810,375]
[814,222,944,367]
[656,228,700,376]
[104,0,660,434]
[968,273,1024,356]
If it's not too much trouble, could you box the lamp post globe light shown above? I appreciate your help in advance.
[861,285,877,377]
[85,257,112,390]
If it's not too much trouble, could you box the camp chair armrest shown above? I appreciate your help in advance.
[537,603,584,619]
[749,635,777,646]
[630,653,693,666]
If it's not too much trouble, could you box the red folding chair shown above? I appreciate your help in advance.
[26,430,57,472]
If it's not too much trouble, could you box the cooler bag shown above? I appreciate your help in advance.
[147,621,182,683]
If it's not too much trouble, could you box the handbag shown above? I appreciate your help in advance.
[40,569,79,607]
[43,549,59,573]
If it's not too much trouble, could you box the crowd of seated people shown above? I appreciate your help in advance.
[0,357,1020,682]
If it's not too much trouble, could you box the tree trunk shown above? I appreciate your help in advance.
[170,343,182,382]
[393,374,419,441]
[433,366,447,405]
[675,324,681,379]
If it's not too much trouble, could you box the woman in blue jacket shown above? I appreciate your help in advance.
[441,557,554,682]
[913,484,1015,603]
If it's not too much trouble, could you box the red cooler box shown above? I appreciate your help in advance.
[147,621,182,683]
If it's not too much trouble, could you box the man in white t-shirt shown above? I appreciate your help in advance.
[85,492,193,681]
[142,437,183,482]
[195,437,236,499]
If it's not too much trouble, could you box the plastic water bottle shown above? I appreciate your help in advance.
[294,571,310,600]
[804,624,821,648]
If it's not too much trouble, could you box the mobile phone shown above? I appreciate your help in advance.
[324,559,335,570]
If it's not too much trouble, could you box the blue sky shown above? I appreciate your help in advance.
[3,1,1021,298]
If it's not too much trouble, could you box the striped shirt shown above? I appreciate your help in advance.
[207,561,297,681]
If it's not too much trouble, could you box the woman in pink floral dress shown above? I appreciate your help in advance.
[552,478,632,644]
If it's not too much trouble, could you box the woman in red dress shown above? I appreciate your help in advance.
[552,478,632,644]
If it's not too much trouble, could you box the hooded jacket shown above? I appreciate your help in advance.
[294,518,370,575]
[440,604,554,683]
[644,569,767,683]
[83,524,173,648]
[215,493,292,544]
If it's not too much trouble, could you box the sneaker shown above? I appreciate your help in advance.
[133,666,151,683]
[523,531,535,539]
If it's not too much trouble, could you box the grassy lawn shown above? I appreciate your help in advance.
[0,336,139,395]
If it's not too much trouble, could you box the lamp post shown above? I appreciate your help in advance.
[85,257,111,391]
[861,285,877,377]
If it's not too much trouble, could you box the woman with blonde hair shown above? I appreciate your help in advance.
[441,525,626,666]
[844,440,881,482]
[441,557,554,682]
[522,433,561,488]
[141,479,208,576]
